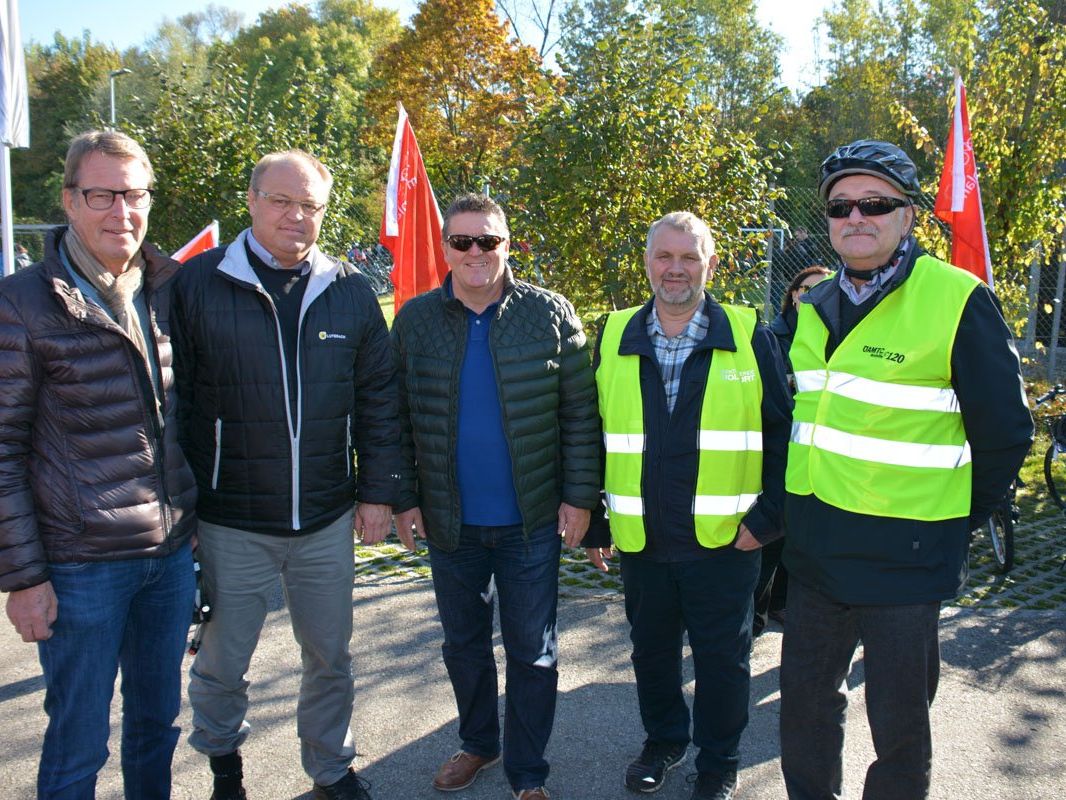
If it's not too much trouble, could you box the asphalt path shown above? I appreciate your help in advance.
[1,573,1063,799]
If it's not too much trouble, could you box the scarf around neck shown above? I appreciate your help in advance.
[63,226,152,369]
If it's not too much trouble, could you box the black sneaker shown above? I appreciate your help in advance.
[687,770,738,800]
[312,768,372,800]
[624,741,688,793]
[208,751,247,800]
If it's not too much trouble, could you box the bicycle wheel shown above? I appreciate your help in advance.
[1044,443,1066,511]
[985,507,1014,574]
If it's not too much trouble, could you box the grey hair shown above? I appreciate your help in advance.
[645,212,716,262]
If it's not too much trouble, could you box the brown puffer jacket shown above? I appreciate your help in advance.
[0,227,197,592]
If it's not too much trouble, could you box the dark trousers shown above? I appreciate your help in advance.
[753,537,788,636]
[428,523,560,792]
[619,548,760,777]
[780,579,941,800]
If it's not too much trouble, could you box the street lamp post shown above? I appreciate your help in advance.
[109,68,132,128]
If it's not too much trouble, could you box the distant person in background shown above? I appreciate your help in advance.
[15,243,33,270]
[752,265,831,639]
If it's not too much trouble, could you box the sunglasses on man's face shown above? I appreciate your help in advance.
[825,196,910,219]
[446,234,507,252]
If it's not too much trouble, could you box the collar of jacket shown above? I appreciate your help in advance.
[617,291,737,358]
[215,228,340,305]
[801,235,924,319]
[800,235,926,347]
[43,225,178,321]
[438,267,517,317]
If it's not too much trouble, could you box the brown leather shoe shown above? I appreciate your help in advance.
[513,788,550,800]
[431,750,501,791]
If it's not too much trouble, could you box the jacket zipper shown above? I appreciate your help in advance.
[255,285,303,530]
[346,413,352,478]
[211,418,223,490]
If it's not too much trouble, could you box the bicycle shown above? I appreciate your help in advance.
[979,383,1066,574]
[1038,384,1066,516]
[979,473,1019,574]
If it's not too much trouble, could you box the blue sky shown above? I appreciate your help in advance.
[20,0,832,93]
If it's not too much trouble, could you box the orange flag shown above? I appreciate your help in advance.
[379,103,449,312]
[173,220,220,263]
[934,76,993,287]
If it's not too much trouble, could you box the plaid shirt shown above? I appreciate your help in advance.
[647,303,710,413]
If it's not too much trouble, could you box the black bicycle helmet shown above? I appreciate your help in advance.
[818,139,921,200]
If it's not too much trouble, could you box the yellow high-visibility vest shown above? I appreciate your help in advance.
[597,304,764,551]
[786,254,980,520]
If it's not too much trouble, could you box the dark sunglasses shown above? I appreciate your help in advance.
[825,196,910,219]
[446,234,507,252]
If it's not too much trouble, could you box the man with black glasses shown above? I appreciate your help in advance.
[174,149,398,800]
[391,193,600,800]
[0,130,197,798]
[780,140,1033,799]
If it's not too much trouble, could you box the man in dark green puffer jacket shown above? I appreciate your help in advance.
[391,194,600,800]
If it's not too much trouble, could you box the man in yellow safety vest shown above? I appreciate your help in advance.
[779,140,1033,799]
[583,211,793,800]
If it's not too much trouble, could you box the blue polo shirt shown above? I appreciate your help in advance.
[456,303,522,526]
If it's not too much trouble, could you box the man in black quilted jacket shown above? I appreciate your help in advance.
[173,150,398,800]
[391,194,600,800]
[0,130,197,798]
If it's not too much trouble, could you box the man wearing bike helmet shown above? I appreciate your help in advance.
[780,140,1033,799]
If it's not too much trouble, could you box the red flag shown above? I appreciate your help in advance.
[934,76,993,287]
[379,103,449,312]
[173,220,220,263]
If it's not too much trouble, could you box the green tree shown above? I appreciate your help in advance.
[12,33,121,222]
[115,5,245,129]
[126,60,372,256]
[219,0,401,153]
[508,4,780,311]
[891,0,1065,294]
[647,0,783,128]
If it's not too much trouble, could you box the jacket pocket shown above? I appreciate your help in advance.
[211,418,222,490]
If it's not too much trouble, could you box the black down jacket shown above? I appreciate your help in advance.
[0,227,197,592]
[173,232,399,535]
[391,272,601,551]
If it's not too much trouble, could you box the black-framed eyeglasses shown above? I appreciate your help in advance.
[446,234,507,252]
[825,196,909,219]
[797,284,816,294]
[75,187,154,210]
[253,189,327,217]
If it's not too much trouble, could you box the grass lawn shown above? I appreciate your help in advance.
[378,293,394,327]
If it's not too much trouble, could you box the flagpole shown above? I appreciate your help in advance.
[1,145,14,277]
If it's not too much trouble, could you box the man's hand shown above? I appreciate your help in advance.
[355,503,392,545]
[6,582,58,643]
[734,523,763,551]
[558,502,591,548]
[393,507,426,552]
[585,547,613,573]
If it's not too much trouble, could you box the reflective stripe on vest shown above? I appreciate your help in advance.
[597,303,764,551]
[785,254,980,520]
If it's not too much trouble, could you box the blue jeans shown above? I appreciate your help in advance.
[428,523,561,792]
[779,579,941,800]
[620,548,760,778]
[36,542,195,800]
